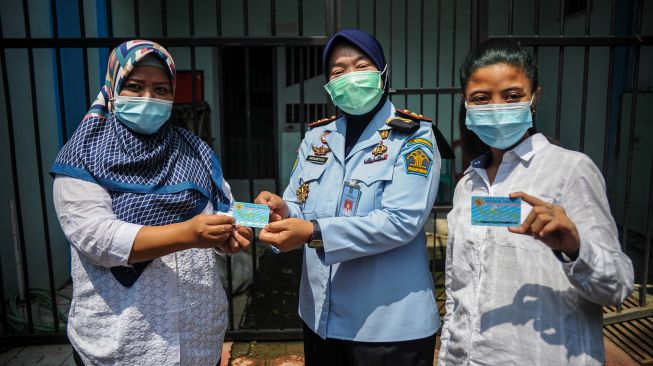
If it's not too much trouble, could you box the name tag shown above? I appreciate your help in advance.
[471,196,521,226]
[338,180,362,217]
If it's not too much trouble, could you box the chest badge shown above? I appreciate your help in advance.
[296,181,310,204]
[379,129,390,140]
[365,130,390,164]
[371,141,388,156]
[312,145,331,156]
[320,131,331,144]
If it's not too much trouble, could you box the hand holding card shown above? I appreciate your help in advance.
[231,202,270,228]
[507,191,580,258]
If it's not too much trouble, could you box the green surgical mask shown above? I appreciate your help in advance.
[324,66,387,115]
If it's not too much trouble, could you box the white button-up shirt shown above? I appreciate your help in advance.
[53,176,233,366]
[438,134,634,366]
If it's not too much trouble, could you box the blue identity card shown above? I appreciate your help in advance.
[231,202,270,228]
[471,196,521,226]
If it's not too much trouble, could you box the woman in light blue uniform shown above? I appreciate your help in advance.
[256,30,446,365]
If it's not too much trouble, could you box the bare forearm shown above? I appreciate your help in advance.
[128,222,191,264]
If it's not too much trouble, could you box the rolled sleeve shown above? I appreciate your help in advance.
[558,156,634,306]
[53,175,142,267]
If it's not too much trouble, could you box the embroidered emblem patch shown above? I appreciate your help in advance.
[403,147,432,177]
[406,137,434,151]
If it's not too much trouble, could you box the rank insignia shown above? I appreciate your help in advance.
[386,116,419,133]
[395,108,432,122]
[371,141,388,156]
[308,115,338,129]
[364,154,388,164]
[320,131,331,144]
[378,130,390,140]
[312,145,331,156]
[403,147,432,177]
[296,181,310,204]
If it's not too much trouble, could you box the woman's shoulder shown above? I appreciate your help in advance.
[544,143,599,172]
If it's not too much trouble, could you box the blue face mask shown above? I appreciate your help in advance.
[113,96,173,134]
[464,97,534,149]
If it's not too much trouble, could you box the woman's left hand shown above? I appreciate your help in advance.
[508,191,580,259]
[258,218,313,252]
[221,225,253,254]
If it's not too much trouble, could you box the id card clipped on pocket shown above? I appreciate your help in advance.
[338,180,362,217]
[471,196,521,226]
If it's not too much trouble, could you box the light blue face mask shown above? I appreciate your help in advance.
[324,66,387,115]
[464,96,534,149]
[113,96,173,134]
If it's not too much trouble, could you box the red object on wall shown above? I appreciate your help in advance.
[175,71,204,103]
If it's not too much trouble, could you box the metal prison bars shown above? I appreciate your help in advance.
[0,0,651,345]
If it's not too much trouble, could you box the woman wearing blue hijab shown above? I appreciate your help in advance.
[256,30,441,365]
[51,40,252,365]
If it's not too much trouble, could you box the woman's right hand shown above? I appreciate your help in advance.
[184,214,234,249]
[254,191,289,222]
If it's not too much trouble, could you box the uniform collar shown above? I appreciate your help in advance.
[509,133,550,162]
[322,100,394,163]
[463,133,551,174]
[341,99,394,160]
[321,118,345,163]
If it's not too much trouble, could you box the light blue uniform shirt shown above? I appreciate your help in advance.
[283,100,441,342]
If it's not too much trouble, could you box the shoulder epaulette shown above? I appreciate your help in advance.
[386,116,420,133]
[308,115,338,129]
[395,108,433,122]
[393,108,456,160]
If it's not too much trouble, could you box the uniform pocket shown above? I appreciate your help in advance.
[300,162,328,213]
[349,163,394,216]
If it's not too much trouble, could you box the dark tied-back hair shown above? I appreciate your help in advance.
[458,38,539,166]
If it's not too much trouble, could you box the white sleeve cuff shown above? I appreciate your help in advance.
[109,222,143,266]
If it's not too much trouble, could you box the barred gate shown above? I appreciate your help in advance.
[0,0,651,345]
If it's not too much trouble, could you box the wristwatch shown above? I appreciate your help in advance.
[307,219,323,249]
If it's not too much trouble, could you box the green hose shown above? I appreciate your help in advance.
[5,288,71,333]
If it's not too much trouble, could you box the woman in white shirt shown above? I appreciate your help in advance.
[437,39,634,366]
[51,40,251,366]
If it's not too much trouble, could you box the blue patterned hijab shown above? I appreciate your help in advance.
[51,40,230,286]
